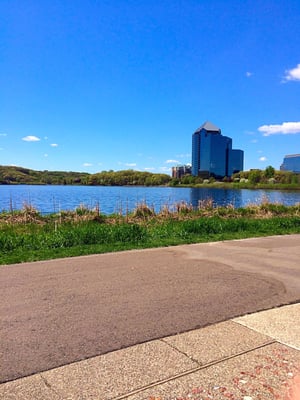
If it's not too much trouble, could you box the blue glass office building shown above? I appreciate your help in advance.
[192,121,243,178]
[280,154,300,173]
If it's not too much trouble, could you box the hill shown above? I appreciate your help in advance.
[0,166,171,186]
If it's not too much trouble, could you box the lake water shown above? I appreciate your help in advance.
[0,185,299,214]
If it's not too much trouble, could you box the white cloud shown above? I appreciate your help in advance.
[251,139,258,143]
[22,135,40,142]
[83,163,93,167]
[50,143,58,147]
[144,167,155,171]
[176,153,190,158]
[259,156,267,162]
[44,153,48,157]
[0,133,7,137]
[118,162,137,167]
[160,166,171,172]
[246,71,253,77]
[283,63,300,82]
[258,122,300,136]
[165,159,179,164]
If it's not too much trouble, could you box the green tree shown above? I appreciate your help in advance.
[264,165,275,179]
[248,169,262,184]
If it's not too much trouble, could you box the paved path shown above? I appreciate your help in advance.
[1,234,300,384]
[1,304,300,399]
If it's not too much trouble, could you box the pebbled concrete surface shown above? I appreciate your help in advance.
[234,302,300,350]
[1,235,299,386]
[1,304,299,400]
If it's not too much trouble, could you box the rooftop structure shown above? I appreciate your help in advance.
[194,121,221,134]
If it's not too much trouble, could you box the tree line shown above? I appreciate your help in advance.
[170,165,300,186]
[89,169,171,186]
[1,165,299,187]
[0,166,90,185]
[0,166,171,186]
[232,166,300,185]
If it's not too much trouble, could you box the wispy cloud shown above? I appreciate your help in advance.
[0,133,7,137]
[22,135,40,142]
[283,63,300,82]
[258,122,300,136]
[246,71,253,77]
[165,159,179,164]
[259,156,267,162]
[50,143,58,147]
[144,167,155,171]
[176,153,190,158]
[251,139,258,143]
[160,166,171,172]
[83,163,93,167]
[118,162,137,168]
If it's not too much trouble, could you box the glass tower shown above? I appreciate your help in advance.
[192,121,243,178]
[280,154,300,173]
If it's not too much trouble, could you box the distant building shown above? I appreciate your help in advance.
[192,121,243,178]
[280,154,300,173]
[172,164,192,179]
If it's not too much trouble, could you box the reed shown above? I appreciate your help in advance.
[0,201,299,265]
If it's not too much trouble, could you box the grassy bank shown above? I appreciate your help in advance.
[175,181,300,190]
[0,202,299,265]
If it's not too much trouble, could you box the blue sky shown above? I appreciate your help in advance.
[1,0,300,175]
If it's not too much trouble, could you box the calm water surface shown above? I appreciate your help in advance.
[0,185,299,214]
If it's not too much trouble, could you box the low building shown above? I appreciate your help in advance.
[280,154,300,173]
[172,164,192,179]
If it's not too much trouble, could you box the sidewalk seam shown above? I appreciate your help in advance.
[111,340,276,400]
[159,338,202,366]
[39,374,63,399]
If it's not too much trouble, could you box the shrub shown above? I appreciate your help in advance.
[132,203,155,218]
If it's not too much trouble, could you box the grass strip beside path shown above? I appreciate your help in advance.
[1,203,300,265]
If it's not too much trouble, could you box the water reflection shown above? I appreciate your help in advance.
[190,188,240,208]
[0,185,299,214]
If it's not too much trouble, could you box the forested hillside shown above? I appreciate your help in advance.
[89,169,171,186]
[0,166,171,186]
[0,166,90,185]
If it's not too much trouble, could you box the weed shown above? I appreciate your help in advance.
[0,202,299,265]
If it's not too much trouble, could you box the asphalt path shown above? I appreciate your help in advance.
[1,234,300,383]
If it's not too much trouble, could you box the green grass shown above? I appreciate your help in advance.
[1,213,300,265]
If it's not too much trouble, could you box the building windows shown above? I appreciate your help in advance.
[280,154,300,173]
[172,164,192,179]
[191,121,244,178]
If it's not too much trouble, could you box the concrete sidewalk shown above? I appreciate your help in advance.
[1,303,299,400]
